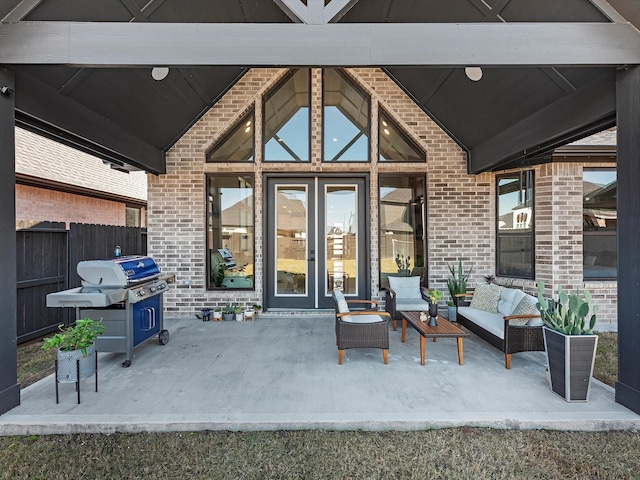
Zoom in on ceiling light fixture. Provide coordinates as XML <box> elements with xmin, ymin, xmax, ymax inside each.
<box><xmin>151</xmin><ymin>67</ymin><xmax>170</xmax><ymax>81</ymax></box>
<box><xmin>465</xmin><ymin>66</ymin><xmax>483</xmax><ymax>82</ymax></box>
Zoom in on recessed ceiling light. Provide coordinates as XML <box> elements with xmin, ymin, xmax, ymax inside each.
<box><xmin>151</xmin><ymin>67</ymin><xmax>170</xmax><ymax>81</ymax></box>
<box><xmin>465</xmin><ymin>66</ymin><xmax>483</xmax><ymax>82</ymax></box>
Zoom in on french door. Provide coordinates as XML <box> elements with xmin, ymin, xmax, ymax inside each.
<box><xmin>265</xmin><ymin>177</ymin><xmax>368</xmax><ymax>310</ymax></box>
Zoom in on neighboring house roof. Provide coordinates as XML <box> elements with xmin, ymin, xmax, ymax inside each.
<box><xmin>15</xmin><ymin>127</ymin><xmax>147</xmax><ymax>205</ymax></box>
<box><xmin>568</xmin><ymin>127</ymin><xmax>617</xmax><ymax>146</ymax></box>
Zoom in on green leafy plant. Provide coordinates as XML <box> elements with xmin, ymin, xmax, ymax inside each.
<box><xmin>222</xmin><ymin>303</ymin><xmax>235</xmax><ymax>314</ymax></box>
<box><xmin>212</xmin><ymin>264</ymin><xmax>227</xmax><ymax>287</ymax></box>
<box><xmin>395</xmin><ymin>254</ymin><xmax>411</xmax><ymax>272</ymax></box>
<box><xmin>447</xmin><ymin>260</ymin><xmax>473</xmax><ymax>304</ymax></box>
<box><xmin>234</xmin><ymin>306</ymin><xmax>243</xmax><ymax>314</ymax></box>
<box><xmin>253</xmin><ymin>304</ymin><xmax>262</xmax><ymax>312</ymax></box>
<box><xmin>536</xmin><ymin>281</ymin><xmax>599</xmax><ymax>335</ymax></box>
<box><xmin>42</xmin><ymin>318</ymin><xmax>105</xmax><ymax>355</ymax></box>
<box><xmin>427</xmin><ymin>289</ymin><xmax>443</xmax><ymax>304</ymax></box>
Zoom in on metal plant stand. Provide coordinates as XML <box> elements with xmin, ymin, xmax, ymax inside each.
<box><xmin>55</xmin><ymin>351</ymin><xmax>98</xmax><ymax>404</ymax></box>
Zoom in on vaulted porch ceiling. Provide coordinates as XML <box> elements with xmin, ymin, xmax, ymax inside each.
<box><xmin>0</xmin><ymin>0</ymin><xmax>639</xmax><ymax>174</ymax></box>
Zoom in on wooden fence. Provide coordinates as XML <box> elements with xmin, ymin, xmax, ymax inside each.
<box><xmin>16</xmin><ymin>222</ymin><xmax>147</xmax><ymax>344</ymax></box>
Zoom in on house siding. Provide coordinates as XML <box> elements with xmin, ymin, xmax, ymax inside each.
<box><xmin>148</xmin><ymin>68</ymin><xmax>617</xmax><ymax>327</ymax></box>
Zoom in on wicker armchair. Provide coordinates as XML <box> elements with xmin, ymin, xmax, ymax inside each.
<box><xmin>383</xmin><ymin>276</ymin><xmax>430</xmax><ymax>331</ymax></box>
<box><xmin>332</xmin><ymin>291</ymin><xmax>390</xmax><ymax>365</ymax></box>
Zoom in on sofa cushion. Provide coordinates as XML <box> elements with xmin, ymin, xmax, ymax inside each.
<box><xmin>458</xmin><ymin>306</ymin><xmax>505</xmax><ymax>339</ymax></box>
<box><xmin>469</xmin><ymin>284</ymin><xmax>503</xmax><ymax>313</ymax></box>
<box><xmin>396</xmin><ymin>298</ymin><xmax>429</xmax><ymax>311</ymax></box>
<box><xmin>341</xmin><ymin>313</ymin><xmax>385</xmax><ymax>324</ymax></box>
<box><xmin>497</xmin><ymin>288</ymin><xmax>527</xmax><ymax>316</ymax></box>
<box><xmin>333</xmin><ymin>291</ymin><xmax>350</xmax><ymax>313</ymax></box>
<box><xmin>388</xmin><ymin>276</ymin><xmax>422</xmax><ymax>299</ymax></box>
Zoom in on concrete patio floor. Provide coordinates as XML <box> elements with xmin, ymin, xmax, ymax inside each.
<box><xmin>1</xmin><ymin>314</ymin><xmax>639</xmax><ymax>435</ymax></box>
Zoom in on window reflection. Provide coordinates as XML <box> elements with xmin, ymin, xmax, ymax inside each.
<box><xmin>263</xmin><ymin>69</ymin><xmax>310</xmax><ymax>162</ymax></box>
<box><xmin>583</xmin><ymin>169</ymin><xmax>617</xmax><ymax>279</ymax></box>
<box><xmin>207</xmin><ymin>175</ymin><xmax>254</xmax><ymax>289</ymax></box>
<box><xmin>326</xmin><ymin>185</ymin><xmax>357</xmax><ymax>295</ymax></box>
<box><xmin>206</xmin><ymin>110</ymin><xmax>254</xmax><ymax>162</ymax></box>
<box><xmin>496</xmin><ymin>172</ymin><xmax>534</xmax><ymax>278</ymax></box>
<box><xmin>379</xmin><ymin>109</ymin><xmax>425</xmax><ymax>162</ymax></box>
<box><xmin>379</xmin><ymin>175</ymin><xmax>425</xmax><ymax>288</ymax></box>
<box><xmin>275</xmin><ymin>186</ymin><xmax>308</xmax><ymax>295</ymax></box>
<box><xmin>323</xmin><ymin>69</ymin><xmax>369</xmax><ymax>162</ymax></box>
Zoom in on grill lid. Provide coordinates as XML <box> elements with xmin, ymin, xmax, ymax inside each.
<box><xmin>77</xmin><ymin>255</ymin><xmax>161</xmax><ymax>287</ymax></box>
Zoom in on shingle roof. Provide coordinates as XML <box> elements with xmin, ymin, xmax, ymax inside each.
<box><xmin>15</xmin><ymin>127</ymin><xmax>147</xmax><ymax>202</ymax></box>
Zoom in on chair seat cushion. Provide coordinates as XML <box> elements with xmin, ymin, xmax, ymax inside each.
<box><xmin>341</xmin><ymin>314</ymin><xmax>386</xmax><ymax>324</ymax></box>
<box><xmin>396</xmin><ymin>298</ymin><xmax>429</xmax><ymax>311</ymax></box>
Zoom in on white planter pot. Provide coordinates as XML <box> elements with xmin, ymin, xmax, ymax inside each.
<box><xmin>543</xmin><ymin>327</ymin><xmax>598</xmax><ymax>402</ymax></box>
<box><xmin>235</xmin><ymin>313</ymin><xmax>244</xmax><ymax>322</ymax></box>
<box><xmin>57</xmin><ymin>343</ymin><xmax>96</xmax><ymax>383</ymax></box>
<box><xmin>244</xmin><ymin>309</ymin><xmax>254</xmax><ymax>321</ymax></box>
<box><xmin>213</xmin><ymin>311</ymin><xmax>222</xmax><ymax>321</ymax></box>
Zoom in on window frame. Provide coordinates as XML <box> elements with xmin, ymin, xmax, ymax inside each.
<box><xmin>322</xmin><ymin>68</ymin><xmax>371</xmax><ymax>163</ymax></box>
<box><xmin>205</xmin><ymin>173</ymin><xmax>255</xmax><ymax>291</ymax></box>
<box><xmin>378</xmin><ymin>106</ymin><xmax>426</xmax><ymax>163</ymax></box>
<box><xmin>378</xmin><ymin>173</ymin><xmax>427</xmax><ymax>289</ymax></box>
<box><xmin>583</xmin><ymin>167</ymin><xmax>617</xmax><ymax>281</ymax></box>
<box><xmin>205</xmin><ymin>109</ymin><xmax>255</xmax><ymax>163</ymax></box>
<box><xmin>495</xmin><ymin>171</ymin><xmax>535</xmax><ymax>280</ymax></box>
<box><xmin>262</xmin><ymin>68</ymin><xmax>312</xmax><ymax>163</ymax></box>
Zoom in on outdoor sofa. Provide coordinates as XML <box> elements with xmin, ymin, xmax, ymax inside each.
<box><xmin>455</xmin><ymin>284</ymin><xmax>545</xmax><ymax>369</ymax></box>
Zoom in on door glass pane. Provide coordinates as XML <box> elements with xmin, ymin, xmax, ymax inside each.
<box><xmin>275</xmin><ymin>186</ymin><xmax>307</xmax><ymax>296</ymax></box>
<box><xmin>326</xmin><ymin>185</ymin><xmax>357</xmax><ymax>295</ymax></box>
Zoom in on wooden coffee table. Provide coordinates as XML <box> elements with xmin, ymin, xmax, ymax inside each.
<box><xmin>399</xmin><ymin>311</ymin><xmax>470</xmax><ymax>366</ymax></box>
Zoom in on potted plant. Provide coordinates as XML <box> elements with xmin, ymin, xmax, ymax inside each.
<box><xmin>395</xmin><ymin>254</ymin><xmax>411</xmax><ymax>276</ymax></box>
<box><xmin>234</xmin><ymin>306</ymin><xmax>243</xmax><ymax>322</ymax></box>
<box><xmin>222</xmin><ymin>303</ymin><xmax>235</xmax><ymax>322</ymax></box>
<box><xmin>253</xmin><ymin>304</ymin><xmax>262</xmax><ymax>318</ymax></box>
<box><xmin>244</xmin><ymin>307</ymin><xmax>254</xmax><ymax>321</ymax></box>
<box><xmin>447</xmin><ymin>260</ymin><xmax>473</xmax><ymax>306</ymax></box>
<box><xmin>42</xmin><ymin>318</ymin><xmax>105</xmax><ymax>383</ymax></box>
<box><xmin>536</xmin><ymin>281</ymin><xmax>599</xmax><ymax>402</ymax></box>
<box><xmin>213</xmin><ymin>307</ymin><xmax>222</xmax><ymax>321</ymax></box>
<box><xmin>446</xmin><ymin>301</ymin><xmax>457</xmax><ymax>322</ymax></box>
<box><xmin>427</xmin><ymin>289</ymin><xmax>443</xmax><ymax>325</ymax></box>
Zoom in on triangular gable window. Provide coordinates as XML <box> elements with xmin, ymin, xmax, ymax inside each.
<box><xmin>206</xmin><ymin>109</ymin><xmax>254</xmax><ymax>162</ymax></box>
<box><xmin>263</xmin><ymin>69</ymin><xmax>311</xmax><ymax>162</ymax></box>
<box><xmin>323</xmin><ymin>68</ymin><xmax>370</xmax><ymax>162</ymax></box>
<box><xmin>379</xmin><ymin>109</ymin><xmax>425</xmax><ymax>162</ymax></box>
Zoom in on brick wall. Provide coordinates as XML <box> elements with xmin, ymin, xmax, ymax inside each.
<box><xmin>149</xmin><ymin>68</ymin><xmax>617</xmax><ymax>326</ymax></box>
<box><xmin>16</xmin><ymin>184</ymin><xmax>126</xmax><ymax>227</ymax></box>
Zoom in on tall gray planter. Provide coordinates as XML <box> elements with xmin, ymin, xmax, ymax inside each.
<box><xmin>56</xmin><ymin>343</ymin><xmax>97</xmax><ymax>383</ymax></box>
<box><xmin>543</xmin><ymin>327</ymin><xmax>598</xmax><ymax>402</ymax></box>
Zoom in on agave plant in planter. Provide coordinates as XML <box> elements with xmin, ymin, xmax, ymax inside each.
<box><xmin>536</xmin><ymin>281</ymin><xmax>599</xmax><ymax>402</ymax></box>
<box><xmin>42</xmin><ymin>318</ymin><xmax>105</xmax><ymax>402</ymax></box>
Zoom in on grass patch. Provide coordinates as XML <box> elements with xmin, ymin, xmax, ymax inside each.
<box><xmin>594</xmin><ymin>332</ymin><xmax>618</xmax><ymax>388</ymax></box>
<box><xmin>16</xmin><ymin>339</ymin><xmax>55</xmax><ymax>389</ymax></box>
<box><xmin>1</xmin><ymin>429</ymin><xmax>640</xmax><ymax>479</ymax></box>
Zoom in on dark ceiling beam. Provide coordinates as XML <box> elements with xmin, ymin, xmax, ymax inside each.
<box><xmin>0</xmin><ymin>0</ymin><xmax>42</xmax><ymax>22</ymax></box>
<box><xmin>15</xmin><ymin>70</ymin><xmax>165</xmax><ymax>173</ymax></box>
<box><xmin>1</xmin><ymin>22</ymin><xmax>639</xmax><ymax>66</ymax></box>
<box><xmin>468</xmin><ymin>71</ymin><xmax>616</xmax><ymax>173</ymax></box>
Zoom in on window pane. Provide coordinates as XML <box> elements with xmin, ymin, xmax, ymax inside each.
<box><xmin>323</xmin><ymin>68</ymin><xmax>369</xmax><ymax>162</ymax></box>
<box><xmin>275</xmin><ymin>186</ymin><xmax>307</xmax><ymax>295</ymax></box>
<box><xmin>498</xmin><ymin>235</ymin><xmax>533</xmax><ymax>278</ymax></box>
<box><xmin>263</xmin><ymin>69</ymin><xmax>310</xmax><ymax>162</ymax></box>
<box><xmin>326</xmin><ymin>185</ymin><xmax>358</xmax><ymax>295</ymax></box>
<box><xmin>497</xmin><ymin>172</ymin><xmax>534</xmax><ymax>278</ymax></box>
<box><xmin>206</xmin><ymin>110</ymin><xmax>254</xmax><ymax>162</ymax></box>
<box><xmin>207</xmin><ymin>176</ymin><xmax>254</xmax><ymax>289</ymax></box>
<box><xmin>379</xmin><ymin>175</ymin><xmax>426</xmax><ymax>289</ymax></box>
<box><xmin>379</xmin><ymin>110</ymin><xmax>425</xmax><ymax>162</ymax></box>
<box><xmin>584</xmin><ymin>169</ymin><xmax>617</xmax><ymax>279</ymax></box>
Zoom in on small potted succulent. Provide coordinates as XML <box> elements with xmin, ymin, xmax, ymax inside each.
<box><xmin>42</xmin><ymin>318</ymin><xmax>105</xmax><ymax>383</ymax></box>
<box><xmin>222</xmin><ymin>303</ymin><xmax>235</xmax><ymax>322</ymax></box>
<box><xmin>234</xmin><ymin>306</ymin><xmax>243</xmax><ymax>322</ymax></box>
<box><xmin>213</xmin><ymin>307</ymin><xmax>222</xmax><ymax>321</ymax></box>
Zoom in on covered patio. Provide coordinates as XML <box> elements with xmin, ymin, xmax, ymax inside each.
<box><xmin>2</xmin><ymin>0</ymin><xmax>640</xmax><ymax>420</ymax></box>
<box><xmin>1</xmin><ymin>314</ymin><xmax>638</xmax><ymax>435</ymax></box>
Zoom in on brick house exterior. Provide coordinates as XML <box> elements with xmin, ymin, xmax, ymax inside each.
<box><xmin>15</xmin><ymin>127</ymin><xmax>147</xmax><ymax>227</ymax></box>
<box><xmin>148</xmin><ymin>68</ymin><xmax>617</xmax><ymax>327</ymax></box>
